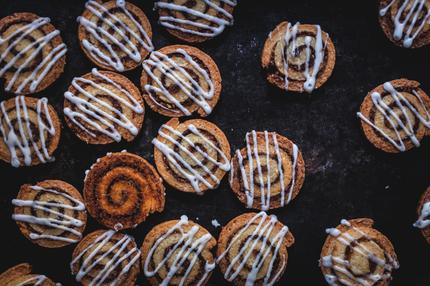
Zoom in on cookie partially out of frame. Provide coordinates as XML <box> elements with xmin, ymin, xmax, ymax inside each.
<box><xmin>378</xmin><ymin>0</ymin><xmax>430</xmax><ymax>48</ymax></box>
<box><xmin>0</xmin><ymin>263</ymin><xmax>56</xmax><ymax>286</ymax></box>
<box><xmin>414</xmin><ymin>186</ymin><xmax>430</xmax><ymax>244</ymax></box>
<box><xmin>0</xmin><ymin>12</ymin><xmax>67</xmax><ymax>94</ymax></box>
<box><xmin>261</xmin><ymin>21</ymin><xmax>336</xmax><ymax>93</ymax></box>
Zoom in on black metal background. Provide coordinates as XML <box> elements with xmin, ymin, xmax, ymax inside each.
<box><xmin>0</xmin><ymin>0</ymin><xmax>429</xmax><ymax>285</ymax></box>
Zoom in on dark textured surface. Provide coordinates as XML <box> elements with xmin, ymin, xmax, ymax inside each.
<box><xmin>0</xmin><ymin>0</ymin><xmax>429</xmax><ymax>285</ymax></box>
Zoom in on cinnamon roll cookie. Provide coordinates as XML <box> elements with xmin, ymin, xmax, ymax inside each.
<box><xmin>413</xmin><ymin>186</ymin><xmax>430</xmax><ymax>244</ymax></box>
<box><xmin>84</xmin><ymin>151</ymin><xmax>165</xmax><ymax>230</ymax></box>
<box><xmin>217</xmin><ymin>212</ymin><xmax>295</xmax><ymax>286</ymax></box>
<box><xmin>64</xmin><ymin>68</ymin><xmax>144</xmax><ymax>144</ymax></box>
<box><xmin>229</xmin><ymin>130</ymin><xmax>305</xmax><ymax>210</ymax></box>
<box><xmin>77</xmin><ymin>0</ymin><xmax>153</xmax><ymax>71</ymax></box>
<box><xmin>141</xmin><ymin>45</ymin><xmax>222</xmax><ymax>117</ymax></box>
<box><xmin>154</xmin><ymin>0</ymin><xmax>237</xmax><ymax>43</ymax></box>
<box><xmin>0</xmin><ymin>13</ymin><xmax>67</xmax><ymax>94</ymax></box>
<box><xmin>321</xmin><ymin>218</ymin><xmax>400</xmax><ymax>286</ymax></box>
<box><xmin>71</xmin><ymin>229</ymin><xmax>141</xmax><ymax>286</ymax></box>
<box><xmin>12</xmin><ymin>180</ymin><xmax>87</xmax><ymax>248</ymax></box>
<box><xmin>357</xmin><ymin>79</ymin><xmax>430</xmax><ymax>153</ymax></box>
<box><xmin>261</xmin><ymin>21</ymin><xmax>336</xmax><ymax>93</ymax></box>
<box><xmin>153</xmin><ymin>118</ymin><xmax>231</xmax><ymax>194</ymax></box>
<box><xmin>141</xmin><ymin>215</ymin><xmax>217</xmax><ymax>286</ymax></box>
<box><xmin>0</xmin><ymin>263</ymin><xmax>56</xmax><ymax>286</ymax></box>
<box><xmin>0</xmin><ymin>96</ymin><xmax>61</xmax><ymax>167</ymax></box>
<box><xmin>379</xmin><ymin>0</ymin><xmax>430</xmax><ymax>48</ymax></box>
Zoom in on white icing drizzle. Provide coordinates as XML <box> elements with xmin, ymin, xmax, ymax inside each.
<box><xmin>0</xmin><ymin>17</ymin><xmax>67</xmax><ymax>93</ymax></box>
<box><xmin>16</xmin><ymin>275</ymin><xmax>47</xmax><ymax>286</ymax></box>
<box><xmin>143</xmin><ymin>48</ymin><xmax>215</xmax><ymax>116</ymax></box>
<box><xmin>283</xmin><ymin>22</ymin><xmax>326</xmax><ymax>93</ymax></box>
<box><xmin>144</xmin><ymin>215</ymin><xmax>215</xmax><ymax>286</ymax></box>
<box><xmin>322</xmin><ymin>219</ymin><xmax>399</xmax><ymax>286</ymax></box>
<box><xmin>0</xmin><ymin>96</ymin><xmax>56</xmax><ymax>167</ymax></box>
<box><xmin>414</xmin><ymin>201</ymin><xmax>430</xmax><ymax>228</ymax></box>
<box><xmin>217</xmin><ymin>212</ymin><xmax>289</xmax><ymax>286</ymax></box>
<box><xmin>152</xmin><ymin>123</ymin><xmax>230</xmax><ymax>194</ymax></box>
<box><xmin>380</xmin><ymin>0</ymin><xmax>430</xmax><ymax>48</ymax></box>
<box><xmin>235</xmin><ymin>131</ymin><xmax>298</xmax><ymax>210</ymax></box>
<box><xmin>63</xmin><ymin>68</ymin><xmax>144</xmax><ymax>142</ymax></box>
<box><xmin>70</xmin><ymin>230</ymin><xmax>140</xmax><ymax>286</ymax></box>
<box><xmin>211</xmin><ymin>219</ymin><xmax>221</xmax><ymax>228</ymax></box>
<box><xmin>78</xmin><ymin>0</ymin><xmax>153</xmax><ymax>71</ymax></box>
<box><xmin>12</xmin><ymin>185</ymin><xmax>85</xmax><ymax>243</ymax></box>
<box><xmin>154</xmin><ymin>0</ymin><xmax>237</xmax><ymax>38</ymax></box>
<box><xmin>357</xmin><ymin>82</ymin><xmax>430</xmax><ymax>152</ymax></box>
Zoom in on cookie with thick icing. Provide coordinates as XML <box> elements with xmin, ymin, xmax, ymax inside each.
<box><xmin>154</xmin><ymin>0</ymin><xmax>237</xmax><ymax>43</ymax></box>
<box><xmin>64</xmin><ymin>68</ymin><xmax>145</xmax><ymax>144</ymax></box>
<box><xmin>379</xmin><ymin>0</ymin><xmax>430</xmax><ymax>48</ymax></box>
<box><xmin>230</xmin><ymin>130</ymin><xmax>305</xmax><ymax>210</ymax></box>
<box><xmin>78</xmin><ymin>0</ymin><xmax>153</xmax><ymax>71</ymax></box>
<box><xmin>141</xmin><ymin>45</ymin><xmax>222</xmax><ymax>117</ymax></box>
<box><xmin>13</xmin><ymin>180</ymin><xmax>87</xmax><ymax>248</ymax></box>
<box><xmin>320</xmin><ymin>218</ymin><xmax>400</xmax><ymax>286</ymax></box>
<box><xmin>217</xmin><ymin>212</ymin><xmax>294</xmax><ymax>286</ymax></box>
<box><xmin>153</xmin><ymin>118</ymin><xmax>231</xmax><ymax>194</ymax></box>
<box><xmin>357</xmin><ymin>79</ymin><xmax>430</xmax><ymax>153</ymax></box>
<box><xmin>261</xmin><ymin>21</ymin><xmax>336</xmax><ymax>93</ymax></box>
<box><xmin>141</xmin><ymin>215</ymin><xmax>217</xmax><ymax>286</ymax></box>
<box><xmin>0</xmin><ymin>96</ymin><xmax>61</xmax><ymax>167</ymax></box>
<box><xmin>0</xmin><ymin>12</ymin><xmax>67</xmax><ymax>94</ymax></box>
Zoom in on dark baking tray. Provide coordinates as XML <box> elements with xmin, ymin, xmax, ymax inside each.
<box><xmin>1</xmin><ymin>0</ymin><xmax>429</xmax><ymax>285</ymax></box>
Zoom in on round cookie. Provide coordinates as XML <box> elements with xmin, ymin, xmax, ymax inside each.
<box><xmin>64</xmin><ymin>68</ymin><xmax>145</xmax><ymax>144</ymax></box>
<box><xmin>153</xmin><ymin>118</ymin><xmax>231</xmax><ymax>194</ymax></box>
<box><xmin>141</xmin><ymin>215</ymin><xmax>216</xmax><ymax>286</ymax></box>
<box><xmin>261</xmin><ymin>21</ymin><xmax>336</xmax><ymax>93</ymax></box>
<box><xmin>84</xmin><ymin>151</ymin><xmax>165</xmax><ymax>230</ymax></box>
<box><xmin>413</xmin><ymin>186</ymin><xmax>430</xmax><ymax>244</ymax></box>
<box><xmin>0</xmin><ymin>96</ymin><xmax>61</xmax><ymax>167</ymax></box>
<box><xmin>357</xmin><ymin>79</ymin><xmax>430</xmax><ymax>153</ymax></box>
<box><xmin>378</xmin><ymin>0</ymin><xmax>430</xmax><ymax>48</ymax></box>
<box><xmin>141</xmin><ymin>45</ymin><xmax>222</xmax><ymax>117</ymax></box>
<box><xmin>154</xmin><ymin>0</ymin><xmax>237</xmax><ymax>43</ymax></box>
<box><xmin>12</xmin><ymin>180</ymin><xmax>87</xmax><ymax>248</ymax></box>
<box><xmin>321</xmin><ymin>218</ymin><xmax>400</xmax><ymax>286</ymax></box>
<box><xmin>0</xmin><ymin>263</ymin><xmax>56</xmax><ymax>286</ymax></box>
<box><xmin>71</xmin><ymin>229</ymin><xmax>141</xmax><ymax>286</ymax></box>
<box><xmin>77</xmin><ymin>0</ymin><xmax>153</xmax><ymax>71</ymax></box>
<box><xmin>0</xmin><ymin>12</ymin><xmax>67</xmax><ymax>94</ymax></box>
<box><xmin>217</xmin><ymin>212</ymin><xmax>294</xmax><ymax>286</ymax></box>
<box><xmin>230</xmin><ymin>130</ymin><xmax>305</xmax><ymax>210</ymax></box>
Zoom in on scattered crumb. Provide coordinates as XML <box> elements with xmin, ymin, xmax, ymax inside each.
<box><xmin>195</xmin><ymin>217</ymin><xmax>199</xmax><ymax>221</ymax></box>
<box><xmin>385</xmin><ymin>185</ymin><xmax>390</xmax><ymax>190</ymax></box>
<box><xmin>211</xmin><ymin>219</ymin><xmax>221</xmax><ymax>228</ymax></box>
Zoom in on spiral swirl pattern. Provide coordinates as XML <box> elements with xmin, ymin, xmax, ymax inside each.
<box><xmin>153</xmin><ymin>118</ymin><xmax>230</xmax><ymax>194</ymax></box>
<box><xmin>262</xmin><ymin>21</ymin><xmax>336</xmax><ymax>93</ymax></box>
<box><xmin>71</xmin><ymin>230</ymin><xmax>141</xmax><ymax>286</ymax></box>
<box><xmin>0</xmin><ymin>12</ymin><xmax>67</xmax><ymax>94</ymax></box>
<box><xmin>78</xmin><ymin>0</ymin><xmax>153</xmax><ymax>71</ymax></box>
<box><xmin>217</xmin><ymin>212</ymin><xmax>294</xmax><ymax>286</ymax></box>
<box><xmin>142</xmin><ymin>216</ymin><xmax>216</xmax><ymax>286</ymax></box>
<box><xmin>0</xmin><ymin>96</ymin><xmax>60</xmax><ymax>167</ymax></box>
<box><xmin>230</xmin><ymin>131</ymin><xmax>305</xmax><ymax>210</ymax></box>
<box><xmin>84</xmin><ymin>151</ymin><xmax>165</xmax><ymax>230</ymax></box>
<box><xmin>357</xmin><ymin>79</ymin><xmax>430</xmax><ymax>153</ymax></box>
<box><xmin>12</xmin><ymin>180</ymin><xmax>87</xmax><ymax>248</ymax></box>
<box><xmin>321</xmin><ymin>219</ymin><xmax>399</xmax><ymax>286</ymax></box>
<box><xmin>142</xmin><ymin>45</ymin><xmax>221</xmax><ymax>117</ymax></box>
<box><xmin>155</xmin><ymin>0</ymin><xmax>237</xmax><ymax>42</ymax></box>
<box><xmin>64</xmin><ymin>68</ymin><xmax>145</xmax><ymax>144</ymax></box>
